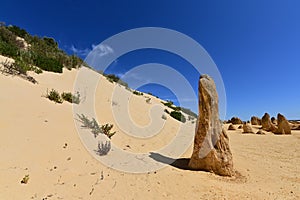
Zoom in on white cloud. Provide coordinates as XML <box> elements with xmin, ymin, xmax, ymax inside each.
<box><xmin>70</xmin><ymin>45</ymin><xmax>90</xmax><ymax>56</ymax></box>
<box><xmin>70</xmin><ymin>44</ymin><xmax>114</xmax><ymax>57</ymax></box>
<box><xmin>91</xmin><ymin>44</ymin><xmax>114</xmax><ymax>56</ymax></box>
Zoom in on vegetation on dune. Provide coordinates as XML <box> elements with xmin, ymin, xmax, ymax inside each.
<box><xmin>104</xmin><ymin>73</ymin><xmax>129</xmax><ymax>88</ymax></box>
<box><xmin>0</xmin><ymin>22</ymin><xmax>86</xmax><ymax>74</ymax></box>
<box><xmin>0</xmin><ymin>22</ymin><xmax>198</xmax><ymax>123</ymax></box>
<box><xmin>45</xmin><ymin>89</ymin><xmax>80</xmax><ymax>104</ymax></box>
<box><xmin>170</xmin><ymin>111</ymin><xmax>186</xmax><ymax>123</ymax></box>
<box><xmin>133</xmin><ymin>90</ymin><xmax>143</xmax><ymax>96</ymax></box>
<box><xmin>61</xmin><ymin>91</ymin><xmax>80</xmax><ymax>104</ymax></box>
<box><xmin>45</xmin><ymin>89</ymin><xmax>63</xmax><ymax>104</ymax></box>
<box><xmin>162</xmin><ymin>100</ymin><xmax>197</xmax><ymax>122</ymax></box>
<box><xmin>77</xmin><ymin>114</ymin><xmax>116</xmax><ymax>139</ymax></box>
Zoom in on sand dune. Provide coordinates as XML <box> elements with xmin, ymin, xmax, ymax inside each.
<box><xmin>0</xmin><ymin>57</ymin><xmax>299</xmax><ymax>199</ymax></box>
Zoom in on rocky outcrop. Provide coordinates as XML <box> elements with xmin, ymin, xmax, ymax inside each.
<box><xmin>251</xmin><ymin>116</ymin><xmax>261</xmax><ymax>125</ymax></box>
<box><xmin>229</xmin><ymin>117</ymin><xmax>243</xmax><ymax>125</ymax></box>
<box><xmin>261</xmin><ymin>113</ymin><xmax>277</xmax><ymax>132</ymax></box>
<box><xmin>189</xmin><ymin>75</ymin><xmax>234</xmax><ymax>176</ymax></box>
<box><xmin>275</xmin><ymin>113</ymin><xmax>291</xmax><ymax>134</ymax></box>
<box><xmin>243</xmin><ymin>123</ymin><xmax>255</xmax><ymax>133</ymax></box>
<box><xmin>228</xmin><ymin>124</ymin><xmax>236</xmax><ymax>130</ymax></box>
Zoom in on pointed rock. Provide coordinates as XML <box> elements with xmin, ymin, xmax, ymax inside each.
<box><xmin>189</xmin><ymin>75</ymin><xmax>234</xmax><ymax>176</ymax></box>
<box><xmin>251</xmin><ymin>116</ymin><xmax>261</xmax><ymax>125</ymax></box>
<box><xmin>275</xmin><ymin>113</ymin><xmax>291</xmax><ymax>134</ymax></box>
<box><xmin>261</xmin><ymin>113</ymin><xmax>277</xmax><ymax>132</ymax></box>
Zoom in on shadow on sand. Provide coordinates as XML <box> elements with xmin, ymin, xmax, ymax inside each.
<box><xmin>149</xmin><ymin>152</ymin><xmax>191</xmax><ymax>170</ymax></box>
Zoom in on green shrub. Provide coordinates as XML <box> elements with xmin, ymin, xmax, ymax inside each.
<box><xmin>170</xmin><ymin>111</ymin><xmax>186</xmax><ymax>123</ymax></box>
<box><xmin>77</xmin><ymin>114</ymin><xmax>116</xmax><ymax>139</ymax></box>
<box><xmin>104</xmin><ymin>73</ymin><xmax>129</xmax><ymax>88</ymax></box>
<box><xmin>162</xmin><ymin>101</ymin><xmax>173</xmax><ymax>107</ymax></box>
<box><xmin>180</xmin><ymin>107</ymin><xmax>198</xmax><ymax>118</ymax></box>
<box><xmin>61</xmin><ymin>91</ymin><xmax>80</xmax><ymax>104</ymax></box>
<box><xmin>0</xmin><ymin>40</ymin><xmax>18</xmax><ymax>57</ymax></box>
<box><xmin>100</xmin><ymin>124</ymin><xmax>116</xmax><ymax>139</ymax></box>
<box><xmin>46</xmin><ymin>89</ymin><xmax>63</xmax><ymax>103</ymax></box>
<box><xmin>0</xmin><ymin>24</ymin><xmax>85</xmax><ymax>73</ymax></box>
<box><xmin>133</xmin><ymin>90</ymin><xmax>143</xmax><ymax>96</ymax></box>
<box><xmin>7</xmin><ymin>25</ymin><xmax>28</xmax><ymax>38</ymax></box>
<box><xmin>33</xmin><ymin>54</ymin><xmax>63</xmax><ymax>73</ymax></box>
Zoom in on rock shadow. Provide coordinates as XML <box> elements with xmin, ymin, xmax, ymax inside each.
<box><xmin>149</xmin><ymin>152</ymin><xmax>191</xmax><ymax>170</ymax></box>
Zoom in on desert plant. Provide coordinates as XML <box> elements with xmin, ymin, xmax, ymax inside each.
<box><xmin>133</xmin><ymin>90</ymin><xmax>143</xmax><ymax>96</ymax></box>
<box><xmin>162</xmin><ymin>100</ymin><xmax>173</xmax><ymax>107</ymax></box>
<box><xmin>61</xmin><ymin>91</ymin><xmax>80</xmax><ymax>104</ymax></box>
<box><xmin>104</xmin><ymin>73</ymin><xmax>129</xmax><ymax>88</ymax></box>
<box><xmin>101</xmin><ymin>124</ymin><xmax>116</xmax><ymax>139</ymax></box>
<box><xmin>77</xmin><ymin>114</ymin><xmax>116</xmax><ymax>139</ymax></box>
<box><xmin>170</xmin><ymin>111</ymin><xmax>186</xmax><ymax>123</ymax></box>
<box><xmin>179</xmin><ymin>107</ymin><xmax>198</xmax><ymax>118</ymax></box>
<box><xmin>46</xmin><ymin>89</ymin><xmax>63</xmax><ymax>103</ymax></box>
<box><xmin>95</xmin><ymin>141</ymin><xmax>111</xmax><ymax>156</ymax></box>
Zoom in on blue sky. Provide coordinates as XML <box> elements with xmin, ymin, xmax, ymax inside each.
<box><xmin>1</xmin><ymin>0</ymin><xmax>300</xmax><ymax>120</ymax></box>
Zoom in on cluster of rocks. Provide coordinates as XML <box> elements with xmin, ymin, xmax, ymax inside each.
<box><xmin>189</xmin><ymin>74</ymin><xmax>297</xmax><ymax>177</ymax></box>
<box><xmin>227</xmin><ymin>117</ymin><xmax>243</xmax><ymax>125</ymax></box>
<box><xmin>251</xmin><ymin>116</ymin><xmax>261</xmax><ymax>125</ymax></box>
<box><xmin>227</xmin><ymin>112</ymin><xmax>293</xmax><ymax>135</ymax></box>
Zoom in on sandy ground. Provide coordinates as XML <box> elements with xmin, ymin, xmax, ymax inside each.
<box><xmin>0</xmin><ymin>55</ymin><xmax>299</xmax><ymax>199</ymax></box>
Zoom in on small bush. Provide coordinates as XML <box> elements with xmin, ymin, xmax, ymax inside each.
<box><xmin>180</xmin><ymin>107</ymin><xmax>198</xmax><ymax>118</ymax></box>
<box><xmin>46</xmin><ymin>89</ymin><xmax>62</xmax><ymax>103</ymax></box>
<box><xmin>61</xmin><ymin>91</ymin><xmax>80</xmax><ymax>104</ymax></box>
<box><xmin>170</xmin><ymin>111</ymin><xmax>186</xmax><ymax>123</ymax></box>
<box><xmin>133</xmin><ymin>90</ymin><xmax>143</xmax><ymax>96</ymax></box>
<box><xmin>77</xmin><ymin>114</ymin><xmax>116</xmax><ymax>139</ymax></box>
<box><xmin>162</xmin><ymin>100</ymin><xmax>180</xmax><ymax>111</ymax></box>
<box><xmin>104</xmin><ymin>73</ymin><xmax>129</xmax><ymax>88</ymax></box>
<box><xmin>162</xmin><ymin>101</ymin><xmax>173</xmax><ymax>107</ymax></box>
<box><xmin>101</xmin><ymin>124</ymin><xmax>116</xmax><ymax>139</ymax></box>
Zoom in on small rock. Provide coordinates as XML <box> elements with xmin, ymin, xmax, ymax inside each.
<box><xmin>243</xmin><ymin>123</ymin><xmax>255</xmax><ymax>134</ymax></box>
<box><xmin>21</xmin><ymin>175</ymin><xmax>29</xmax><ymax>184</ymax></box>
